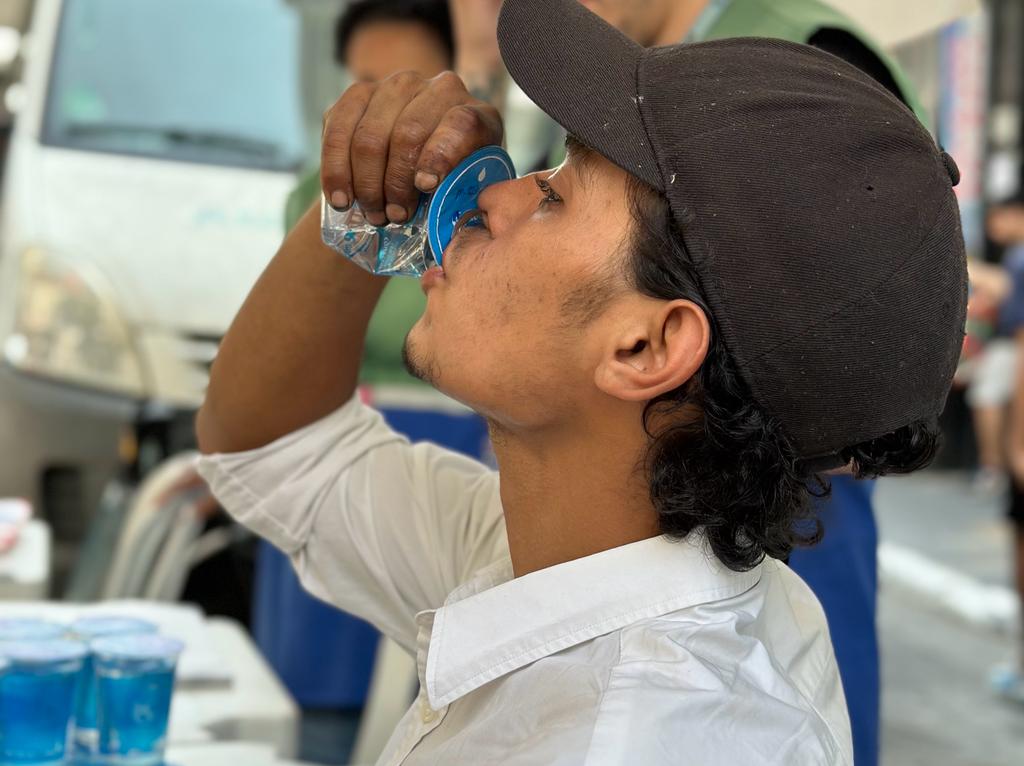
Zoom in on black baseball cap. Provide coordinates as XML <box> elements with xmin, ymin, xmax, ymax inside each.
<box><xmin>497</xmin><ymin>0</ymin><xmax>967</xmax><ymax>464</ymax></box>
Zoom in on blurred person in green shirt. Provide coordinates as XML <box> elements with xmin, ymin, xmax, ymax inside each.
<box><xmin>285</xmin><ymin>0</ymin><xmax>455</xmax><ymax>387</ymax></box>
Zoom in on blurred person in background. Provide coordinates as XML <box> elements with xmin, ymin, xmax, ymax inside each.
<box><xmin>285</xmin><ymin>0</ymin><xmax>454</xmax><ymax>371</ymax></box>
<box><xmin>962</xmin><ymin>253</ymin><xmax>1013</xmax><ymax>495</ymax></box>
<box><xmin>449</xmin><ymin>1</ymin><xmax>926</xmax><ymax>764</ymax></box>
<box><xmin>986</xmin><ymin>199</ymin><xmax>1024</xmax><ymax>703</ymax></box>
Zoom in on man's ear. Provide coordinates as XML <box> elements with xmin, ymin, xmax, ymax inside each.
<box><xmin>594</xmin><ymin>298</ymin><xmax>710</xmax><ymax>402</ymax></box>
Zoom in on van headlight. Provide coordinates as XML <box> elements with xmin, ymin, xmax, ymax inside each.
<box><xmin>2</xmin><ymin>247</ymin><xmax>146</xmax><ymax>397</ymax></box>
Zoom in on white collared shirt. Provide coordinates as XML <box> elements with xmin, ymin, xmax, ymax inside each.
<box><xmin>197</xmin><ymin>397</ymin><xmax>852</xmax><ymax>765</ymax></box>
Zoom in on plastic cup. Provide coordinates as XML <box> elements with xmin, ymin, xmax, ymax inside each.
<box><xmin>0</xmin><ymin>618</ymin><xmax>66</xmax><ymax>642</ymax></box>
<box><xmin>0</xmin><ymin>639</ymin><xmax>88</xmax><ymax>766</ymax></box>
<box><xmin>69</xmin><ymin>617</ymin><xmax>158</xmax><ymax>758</ymax></box>
<box><xmin>92</xmin><ymin>634</ymin><xmax>184</xmax><ymax>766</ymax></box>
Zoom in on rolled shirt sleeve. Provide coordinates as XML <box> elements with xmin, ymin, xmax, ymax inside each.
<box><xmin>196</xmin><ymin>397</ymin><xmax>509</xmax><ymax>653</ymax></box>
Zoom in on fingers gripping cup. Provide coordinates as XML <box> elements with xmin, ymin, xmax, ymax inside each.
<box><xmin>91</xmin><ymin>634</ymin><xmax>184</xmax><ymax>766</ymax></box>
<box><xmin>321</xmin><ymin>145</ymin><xmax>516</xmax><ymax>276</ymax></box>
<box><xmin>0</xmin><ymin>639</ymin><xmax>88</xmax><ymax>766</ymax></box>
<box><xmin>70</xmin><ymin>617</ymin><xmax>157</xmax><ymax>758</ymax></box>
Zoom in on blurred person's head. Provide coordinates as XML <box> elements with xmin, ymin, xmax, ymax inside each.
<box><xmin>576</xmin><ymin>0</ymin><xmax>709</xmax><ymax>46</ymax></box>
<box><xmin>403</xmin><ymin>3</ymin><xmax>967</xmax><ymax>571</ymax></box>
<box><xmin>336</xmin><ymin>0</ymin><xmax>453</xmax><ymax>83</ymax></box>
<box><xmin>987</xmin><ymin>202</ymin><xmax>1024</xmax><ymax>247</ymax></box>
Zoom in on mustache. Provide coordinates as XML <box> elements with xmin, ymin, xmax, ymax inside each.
<box><xmin>441</xmin><ymin>227</ymin><xmax>490</xmax><ymax>272</ymax></box>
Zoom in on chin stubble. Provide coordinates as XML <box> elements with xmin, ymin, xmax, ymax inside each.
<box><xmin>402</xmin><ymin>332</ymin><xmax>440</xmax><ymax>386</ymax></box>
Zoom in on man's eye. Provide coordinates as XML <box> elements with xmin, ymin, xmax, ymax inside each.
<box><xmin>453</xmin><ymin>209</ymin><xmax>488</xmax><ymax>236</ymax></box>
<box><xmin>536</xmin><ymin>177</ymin><xmax>563</xmax><ymax>207</ymax></box>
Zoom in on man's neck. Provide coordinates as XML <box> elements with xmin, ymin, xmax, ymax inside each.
<box><xmin>491</xmin><ymin>414</ymin><xmax>661</xmax><ymax>578</ymax></box>
<box><xmin>651</xmin><ymin>0</ymin><xmax>712</xmax><ymax>46</ymax></box>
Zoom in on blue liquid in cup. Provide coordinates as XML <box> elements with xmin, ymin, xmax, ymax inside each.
<box><xmin>0</xmin><ymin>639</ymin><xmax>88</xmax><ymax>766</ymax></box>
<box><xmin>70</xmin><ymin>617</ymin><xmax>157</xmax><ymax>757</ymax></box>
<box><xmin>92</xmin><ymin>634</ymin><xmax>184</xmax><ymax>766</ymax></box>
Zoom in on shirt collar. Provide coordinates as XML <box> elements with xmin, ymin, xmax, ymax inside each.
<box><xmin>420</xmin><ymin>533</ymin><xmax>762</xmax><ymax>708</ymax></box>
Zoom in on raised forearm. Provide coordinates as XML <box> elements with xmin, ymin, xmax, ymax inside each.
<box><xmin>198</xmin><ymin>67</ymin><xmax>502</xmax><ymax>454</ymax></box>
<box><xmin>196</xmin><ymin>203</ymin><xmax>387</xmax><ymax>454</ymax></box>
<box><xmin>451</xmin><ymin>0</ymin><xmax>508</xmax><ymax>111</ymax></box>
<box><xmin>457</xmin><ymin>52</ymin><xmax>508</xmax><ymax>112</ymax></box>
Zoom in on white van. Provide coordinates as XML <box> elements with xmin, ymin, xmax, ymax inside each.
<box><xmin>0</xmin><ymin>0</ymin><xmax>317</xmax><ymax>558</ymax></box>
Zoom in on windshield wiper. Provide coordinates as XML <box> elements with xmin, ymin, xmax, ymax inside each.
<box><xmin>64</xmin><ymin>121</ymin><xmax>283</xmax><ymax>160</ymax></box>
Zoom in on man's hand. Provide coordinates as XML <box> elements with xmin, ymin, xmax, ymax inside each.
<box><xmin>321</xmin><ymin>70</ymin><xmax>503</xmax><ymax>227</ymax></box>
<box><xmin>156</xmin><ymin>467</ymin><xmax>221</xmax><ymax>521</ymax></box>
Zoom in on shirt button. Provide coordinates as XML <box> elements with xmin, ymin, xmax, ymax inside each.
<box><xmin>420</xmin><ymin>699</ymin><xmax>439</xmax><ymax>724</ymax></box>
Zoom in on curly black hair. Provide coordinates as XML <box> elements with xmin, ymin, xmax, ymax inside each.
<box><xmin>625</xmin><ymin>176</ymin><xmax>943</xmax><ymax>571</ymax></box>
<box><xmin>335</xmin><ymin>0</ymin><xmax>454</xmax><ymax>66</ymax></box>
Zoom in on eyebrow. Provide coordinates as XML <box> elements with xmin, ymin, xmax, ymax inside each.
<box><xmin>564</xmin><ymin>134</ymin><xmax>600</xmax><ymax>190</ymax></box>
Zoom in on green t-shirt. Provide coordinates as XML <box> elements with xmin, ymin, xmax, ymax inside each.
<box><xmin>702</xmin><ymin>0</ymin><xmax>928</xmax><ymax>126</ymax></box>
<box><xmin>544</xmin><ymin>0</ymin><xmax>929</xmax><ymax>169</ymax></box>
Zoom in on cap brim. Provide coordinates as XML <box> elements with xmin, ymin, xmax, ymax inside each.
<box><xmin>497</xmin><ymin>0</ymin><xmax>662</xmax><ymax>189</ymax></box>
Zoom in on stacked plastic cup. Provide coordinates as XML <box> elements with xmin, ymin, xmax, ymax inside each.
<box><xmin>0</xmin><ymin>638</ymin><xmax>89</xmax><ymax>766</ymax></box>
<box><xmin>69</xmin><ymin>616</ymin><xmax>158</xmax><ymax>760</ymax></box>
<box><xmin>91</xmin><ymin>634</ymin><xmax>184</xmax><ymax>766</ymax></box>
<box><xmin>0</xmin><ymin>617</ymin><xmax>65</xmax><ymax>643</ymax></box>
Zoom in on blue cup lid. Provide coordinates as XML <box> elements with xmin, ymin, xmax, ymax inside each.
<box><xmin>71</xmin><ymin>615</ymin><xmax>158</xmax><ymax>640</ymax></box>
<box><xmin>91</xmin><ymin>633</ymin><xmax>185</xmax><ymax>662</ymax></box>
<box><xmin>427</xmin><ymin>145</ymin><xmax>516</xmax><ymax>265</ymax></box>
<box><xmin>0</xmin><ymin>617</ymin><xmax>66</xmax><ymax>642</ymax></box>
<box><xmin>0</xmin><ymin>638</ymin><xmax>88</xmax><ymax>665</ymax></box>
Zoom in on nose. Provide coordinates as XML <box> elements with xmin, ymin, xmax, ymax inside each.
<box><xmin>477</xmin><ymin>172</ymin><xmax>548</xmax><ymax>235</ymax></box>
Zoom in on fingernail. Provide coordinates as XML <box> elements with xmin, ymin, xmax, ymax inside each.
<box><xmin>331</xmin><ymin>191</ymin><xmax>350</xmax><ymax>210</ymax></box>
<box><xmin>415</xmin><ymin>171</ymin><xmax>439</xmax><ymax>191</ymax></box>
<box><xmin>386</xmin><ymin>204</ymin><xmax>408</xmax><ymax>223</ymax></box>
<box><xmin>366</xmin><ymin>210</ymin><xmax>387</xmax><ymax>226</ymax></box>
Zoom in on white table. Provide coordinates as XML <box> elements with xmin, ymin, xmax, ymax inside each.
<box><xmin>165</xmin><ymin>741</ymin><xmax>316</xmax><ymax>766</ymax></box>
<box><xmin>171</xmin><ymin>617</ymin><xmax>300</xmax><ymax>757</ymax></box>
<box><xmin>0</xmin><ymin>519</ymin><xmax>50</xmax><ymax>599</ymax></box>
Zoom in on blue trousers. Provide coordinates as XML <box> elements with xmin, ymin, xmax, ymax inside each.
<box><xmin>789</xmin><ymin>476</ymin><xmax>879</xmax><ymax>766</ymax></box>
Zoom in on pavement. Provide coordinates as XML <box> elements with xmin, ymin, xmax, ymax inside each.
<box><xmin>875</xmin><ymin>471</ymin><xmax>1012</xmax><ymax>589</ymax></box>
<box><xmin>875</xmin><ymin>471</ymin><xmax>1024</xmax><ymax>765</ymax></box>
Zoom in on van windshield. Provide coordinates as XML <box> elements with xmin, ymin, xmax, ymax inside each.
<box><xmin>42</xmin><ymin>0</ymin><xmax>306</xmax><ymax>172</ymax></box>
